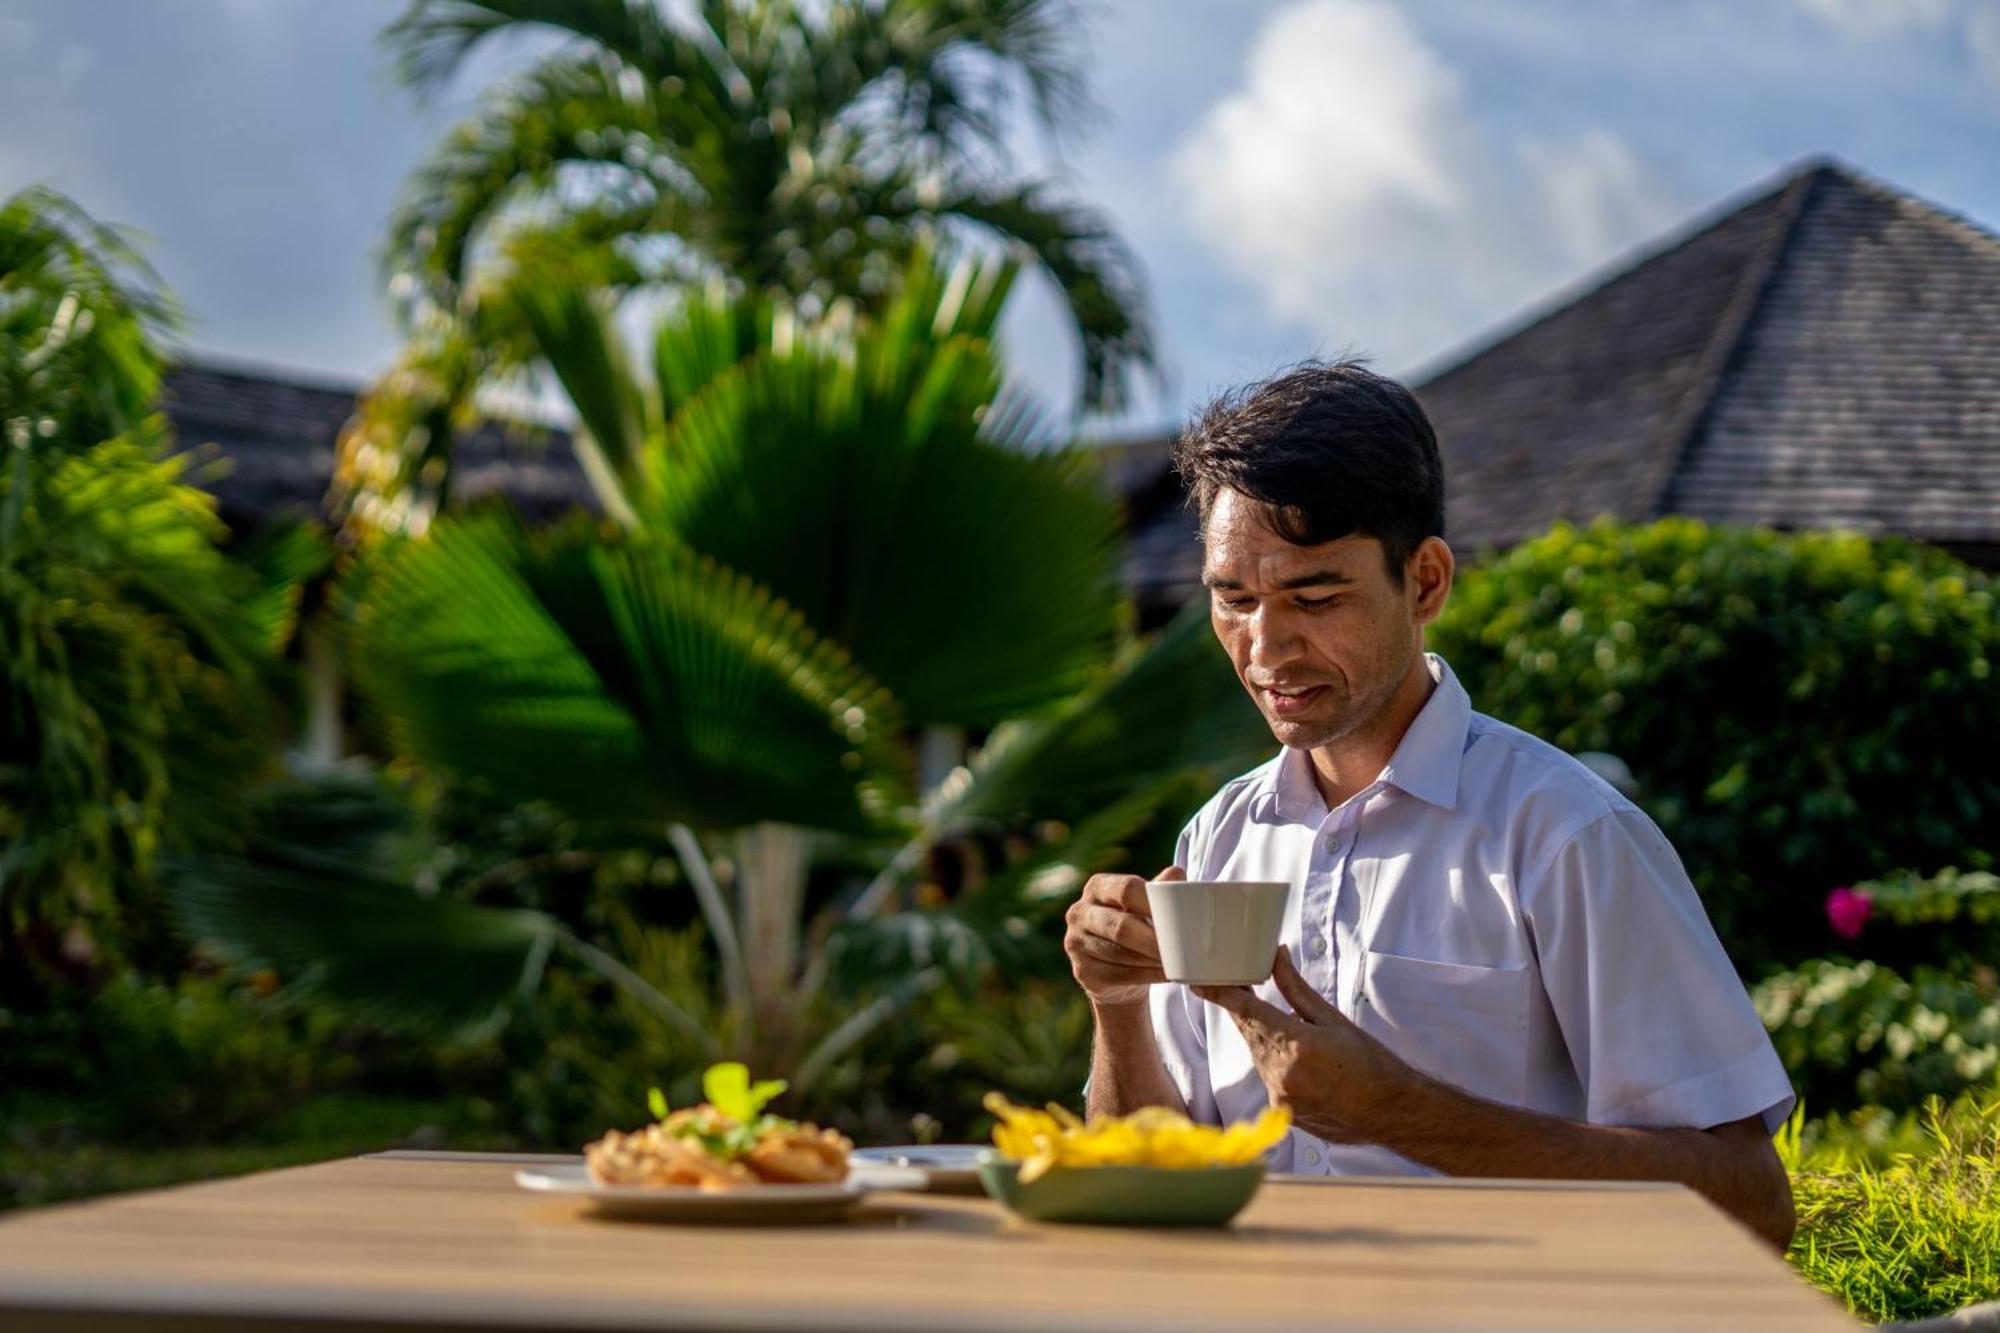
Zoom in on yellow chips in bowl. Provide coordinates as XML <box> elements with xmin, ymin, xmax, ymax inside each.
<box><xmin>983</xmin><ymin>1093</ymin><xmax>1291</xmax><ymax>1182</ymax></box>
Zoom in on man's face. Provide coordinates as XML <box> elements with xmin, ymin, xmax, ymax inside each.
<box><xmin>1202</xmin><ymin>488</ymin><xmax>1442</xmax><ymax>751</ymax></box>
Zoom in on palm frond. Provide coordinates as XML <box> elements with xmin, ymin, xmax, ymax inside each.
<box><xmin>382</xmin><ymin>52</ymin><xmax>687</xmax><ymax>312</ymax></box>
<box><xmin>496</xmin><ymin>260</ymin><xmax>648</xmax><ymax>521</ymax></box>
<box><xmin>633</xmin><ymin>303</ymin><xmax>1124</xmax><ymax>726</ymax></box>
<box><xmin>225</xmin><ymin>518</ymin><xmax>333</xmax><ymax>657</ymax></box>
<box><xmin>166</xmin><ymin>852</ymin><xmax>558</xmax><ymax>1040</ymax></box>
<box><xmin>942</xmin><ymin>181</ymin><xmax>1155</xmax><ymax>414</ymax></box>
<box><xmin>858</xmin><ymin>0</ymin><xmax>1095</xmax><ymax>160</ymax></box>
<box><xmin>650</xmin><ymin>279</ymin><xmax>774</xmax><ymax>421</ymax></box>
<box><xmin>926</xmin><ymin>595</ymin><xmax>1272</xmax><ymax>831</ymax></box>
<box><xmin>383</xmin><ymin>0</ymin><xmax>694</xmax><ymax>97</ymax></box>
<box><xmin>343</xmin><ymin>512</ymin><xmax>912</xmax><ymax>834</ymax></box>
<box><xmin>333</xmin><ymin>317</ymin><xmax>492</xmax><ymax>537</ymax></box>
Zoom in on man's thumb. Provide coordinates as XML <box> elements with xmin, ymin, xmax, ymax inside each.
<box><xmin>1155</xmin><ymin>864</ymin><xmax>1187</xmax><ymax>882</ymax></box>
<box><xmin>1272</xmin><ymin>948</ymin><xmax>1345</xmax><ymax>1025</ymax></box>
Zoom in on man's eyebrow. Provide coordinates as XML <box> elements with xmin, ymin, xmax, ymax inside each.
<box><xmin>1201</xmin><ymin>569</ymin><xmax>1357</xmax><ymax>591</ymax></box>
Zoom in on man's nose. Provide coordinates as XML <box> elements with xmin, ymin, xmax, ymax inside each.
<box><xmin>1246</xmin><ymin>606</ymin><xmax>1305</xmax><ymax>675</ymax></box>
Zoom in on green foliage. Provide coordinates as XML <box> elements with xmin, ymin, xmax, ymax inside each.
<box><xmin>376</xmin><ymin>0</ymin><xmax>1150</xmax><ymax>424</ymax></box>
<box><xmin>927</xmin><ymin>596</ymin><xmax>1268</xmax><ymax>831</ymax></box>
<box><xmin>1782</xmin><ymin>1093</ymin><xmax>2000</xmax><ymax>1323</ymax></box>
<box><xmin>0</xmin><ymin>972</ymin><xmax>352</xmax><ymax>1144</ymax></box>
<box><xmin>267</xmin><ymin>265</ymin><xmax>1200</xmax><ymax>1084</ymax></box>
<box><xmin>1852</xmin><ymin>866</ymin><xmax>2000</xmax><ymax>974</ymax></box>
<box><xmin>0</xmin><ymin>185</ymin><xmax>177</xmax><ymax>451</ymax></box>
<box><xmin>169</xmin><ymin>851</ymin><xmax>560</xmax><ymax>1042</ymax></box>
<box><xmin>1756</xmin><ymin>956</ymin><xmax>2000</xmax><ymax>1114</ymax></box>
<box><xmin>0</xmin><ymin>428</ymin><xmax>293</xmax><ymax>960</ymax></box>
<box><xmin>0</xmin><ymin>187</ymin><xmax>311</xmax><ymax>980</ymax></box>
<box><xmin>626</xmin><ymin>259</ymin><xmax>1125</xmax><ymax>726</ymax></box>
<box><xmin>917</xmin><ymin>981</ymin><xmax>1092</xmax><ymax>1132</ymax></box>
<box><xmin>1430</xmin><ymin>518</ymin><xmax>1998</xmax><ymax>972</ymax></box>
<box><xmin>344</xmin><ymin>512</ymin><xmax>911</xmax><ymax>835</ymax></box>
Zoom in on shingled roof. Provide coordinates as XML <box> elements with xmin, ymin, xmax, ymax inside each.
<box><xmin>161</xmin><ymin>359</ymin><xmax>595</xmax><ymax>534</ymax></box>
<box><xmin>1108</xmin><ymin>157</ymin><xmax>2000</xmax><ymax>620</ymax></box>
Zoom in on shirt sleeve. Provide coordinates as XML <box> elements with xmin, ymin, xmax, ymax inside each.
<box><xmin>1523</xmin><ymin>807</ymin><xmax>1796</xmax><ymax>1133</ymax></box>
<box><xmin>1145</xmin><ymin>817</ymin><xmax>1217</xmax><ymax>1122</ymax></box>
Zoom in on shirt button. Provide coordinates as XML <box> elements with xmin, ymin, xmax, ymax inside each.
<box><xmin>1304</xmin><ymin>1147</ymin><xmax>1322</xmax><ymax>1167</ymax></box>
<box><xmin>1307</xmin><ymin>936</ymin><xmax>1328</xmax><ymax>959</ymax></box>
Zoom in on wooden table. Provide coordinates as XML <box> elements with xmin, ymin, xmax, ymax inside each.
<box><xmin>0</xmin><ymin>1150</ymin><xmax>1853</xmax><ymax>1332</ymax></box>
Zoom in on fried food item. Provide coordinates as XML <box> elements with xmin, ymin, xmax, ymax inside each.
<box><xmin>984</xmin><ymin>1092</ymin><xmax>1291</xmax><ymax>1183</ymax></box>
<box><xmin>586</xmin><ymin>1124</ymin><xmax>759</xmax><ymax>1190</ymax></box>
<box><xmin>742</xmin><ymin>1125</ymin><xmax>852</xmax><ymax>1184</ymax></box>
<box><xmin>583</xmin><ymin>1063</ymin><xmax>852</xmax><ymax>1191</ymax></box>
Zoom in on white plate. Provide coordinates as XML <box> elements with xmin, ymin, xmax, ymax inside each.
<box><xmin>851</xmin><ymin>1144</ymin><xmax>988</xmax><ymax>1193</ymax></box>
<box><xmin>514</xmin><ymin>1161</ymin><xmax>927</xmax><ymax>1224</ymax></box>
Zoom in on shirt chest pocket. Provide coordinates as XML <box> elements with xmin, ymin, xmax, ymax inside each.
<box><xmin>1358</xmin><ymin>951</ymin><xmax>1532</xmax><ymax>1108</ymax></box>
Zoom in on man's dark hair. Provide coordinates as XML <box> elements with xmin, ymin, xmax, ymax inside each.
<box><xmin>1172</xmin><ymin>358</ymin><xmax>1445</xmax><ymax>583</ymax></box>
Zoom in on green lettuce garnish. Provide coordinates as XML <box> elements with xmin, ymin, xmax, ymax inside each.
<box><xmin>703</xmin><ymin>1062</ymin><xmax>788</xmax><ymax>1123</ymax></box>
<box><xmin>642</xmin><ymin>1063</ymin><xmax>794</xmax><ymax>1161</ymax></box>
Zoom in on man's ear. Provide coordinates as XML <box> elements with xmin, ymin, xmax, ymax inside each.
<box><xmin>1408</xmin><ymin>536</ymin><xmax>1455</xmax><ymax>627</ymax></box>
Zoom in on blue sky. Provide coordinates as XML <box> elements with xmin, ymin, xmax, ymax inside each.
<box><xmin>3</xmin><ymin>0</ymin><xmax>1996</xmax><ymax>435</ymax></box>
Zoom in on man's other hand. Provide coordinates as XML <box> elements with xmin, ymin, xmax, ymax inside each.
<box><xmin>1193</xmin><ymin>949</ymin><xmax>1411</xmax><ymax>1142</ymax></box>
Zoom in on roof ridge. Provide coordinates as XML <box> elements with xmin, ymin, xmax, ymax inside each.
<box><xmin>1645</xmin><ymin>167</ymin><xmax>1822</xmax><ymax>517</ymax></box>
<box><xmin>1409</xmin><ymin>160</ymin><xmax>1817</xmax><ymax>389</ymax></box>
<box><xmin>1814</xmin><ymin>159</ymin><xmax>2000</xmax><ymax>259</ymax></box>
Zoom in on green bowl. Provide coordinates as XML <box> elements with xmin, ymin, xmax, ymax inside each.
<box><xmin>975</xmin><ymin>1152</ymin><xmax>1265</xmax><ymax>1227</ymax></box>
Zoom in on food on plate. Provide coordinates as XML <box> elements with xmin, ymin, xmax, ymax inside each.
<box><xmin>983</xmin><ymin>1092</ymin><xmax>1291</xmax><ymax>1183</ymax></box>
<box><xmin>585</xmin><ymin>1062</ymin><xmax>851</xmax><ymax>1190</ymax></box>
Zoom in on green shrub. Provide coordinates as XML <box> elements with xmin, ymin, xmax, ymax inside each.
<box><xmin>1757</xmin><ymin>956</ymin><xmax>2000</xmax><ymax>1114</ymax></box>
<box><xmin>1430</xmin><ymin>519</ymin><xmax>1998</xmax><ymax>973</ymax></box>
<box><xmin>1848</xmin><ymin>866</ymin><xmax>2000</xmax><ymax>975</ymax></box>
<box><xmin>1782</xmin><ymin>1093</ymin><xmax>2000</xmax><ymax>1323</ymax></box>
<box><xmin>0</xmin><ymin>971</ymin><xmax>355</xmax><ymax>1143</ymax></box>
<box><xmin>899</xmin><ymin>982</ymin><xmax>1094</xmax><ymax>1137</ymax></box>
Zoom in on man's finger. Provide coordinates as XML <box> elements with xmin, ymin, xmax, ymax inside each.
<box><xmin>1272</xmin><ymin>948</ymin><xmax>1347</xmax><ymax>1026</ymax></box>
<box><xmin>1076</xmin><ymin>904</ymin><xmax>1160</xmax><ymax>957</ymax></box>
<box><xmin>1189</xmin><ymin>983</ymin><xmax>1295</xmax><ymax>1032</ymax></box>
<box><xmin>1072</xmin><ymin>931</ymin><xmax>1160</xmax><ymax>968</ymax></box>
<box><xmin>1154</xmin><ymin>864</ymin><xmax>1186</xmax><ymax>882</ymax></box>
<box><xmin>1093</xmin><ymin>874</ymin><xmax>1153</xmax><ymax>916</ymax></box>
<box><xmin>1075</xmin><ymin>958</ymin><xmax>1166</xmax><ymax>988</ymax></box>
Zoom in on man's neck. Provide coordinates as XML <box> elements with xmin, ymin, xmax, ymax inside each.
<box><xmin>1305</xmin><ymin>652</ymin><xmax>1438</xmax><ymax>810</ymax></box>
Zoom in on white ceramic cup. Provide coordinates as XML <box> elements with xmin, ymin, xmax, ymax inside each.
<box><xmin>1146</xmin><ymin>879</ymin><xmax>1291</xmax><ymax>985</ymax></box>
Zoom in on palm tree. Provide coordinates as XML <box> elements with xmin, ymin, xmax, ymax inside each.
<box><xmin>339</xmin><ymin>0</ymin><xmax>1154</xmax><ymax>535</ymax></box>
<box><xmin>177</xmin><ymin>254</ymin><xmax>1263</xmax><ymax>1089</ymax></box>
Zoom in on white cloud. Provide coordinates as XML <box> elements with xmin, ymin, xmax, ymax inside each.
<box><xmin>1170</xmin><ymin>0</ymin><xmax>1688</xmax><ymax>372</ymax></box>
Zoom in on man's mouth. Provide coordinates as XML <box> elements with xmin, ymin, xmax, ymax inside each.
<box><xmin>1261</xmin><ymin>684</ymin><xmax>1326</xmax><ymax>717</ymax></box>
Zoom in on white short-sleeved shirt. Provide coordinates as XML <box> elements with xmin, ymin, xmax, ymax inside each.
<box><xmin>1153</xmin><ymin>652</ymin><xmax>1795</xmax><ymax>1177</ymax></box>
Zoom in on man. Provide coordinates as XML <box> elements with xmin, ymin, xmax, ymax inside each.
<box><xmin>1066</xmin><ymin>361</ymin><xmax>1797</xmax><ymax>1250</ymax></box>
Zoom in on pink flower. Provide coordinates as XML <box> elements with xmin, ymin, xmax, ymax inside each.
<box><xmin>1825</xmin><ymin>886</ymin><xmax>1874</xmax><ymax>941</ymax></box>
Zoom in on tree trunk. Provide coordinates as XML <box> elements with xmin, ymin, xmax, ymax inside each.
<box><xmin>734</xmin><ymin>822</ymin><xmax>810</xmax><ymax>1067</ymax></box>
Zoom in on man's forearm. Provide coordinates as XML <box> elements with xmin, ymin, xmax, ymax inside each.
<box><xmin>1085</xmin><ymin>999</ymin><xmax>1188</xmax><ymax>1119</ymax></box>
<box><xmin>1330</xmin><ymin>1073</ymin><xmax>1794</xmax><ymax>1250</ymax></box>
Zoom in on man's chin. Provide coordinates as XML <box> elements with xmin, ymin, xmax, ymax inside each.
<box><xmin>1262</xmin><ymin>713</ymin><xmax>1338</xmax><ymax>750</ymax></box>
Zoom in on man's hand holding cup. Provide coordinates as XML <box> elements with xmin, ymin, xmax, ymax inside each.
<box><xmin>1063</xmin><ymin>865</ymin><xmax>1184</xmax><ymax>1009</ymax></box>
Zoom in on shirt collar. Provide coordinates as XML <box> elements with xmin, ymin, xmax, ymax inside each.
<box><xmin>1251</xmin><ymin>653</ymin><xmax>1471</xmax><ymax>824</ymax></box>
